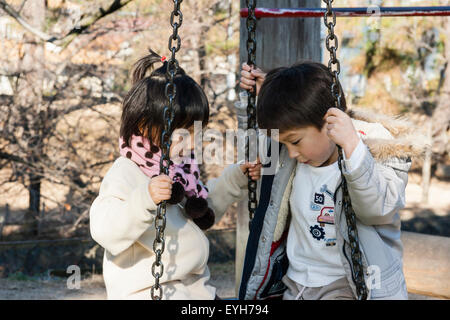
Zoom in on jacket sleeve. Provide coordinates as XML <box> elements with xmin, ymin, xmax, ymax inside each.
<box><xmin>342</xmin><ymin>143</ymin><xmax>410</xmax><ymax>226</ymax></box>
<box><xmin>89</xmin><ymin>164</ymin><xmax>157</xmax><ymax>256</ymax></box>
<box><xmin>206</xmin><ymin>163</ymin><xmax>249</xmax><ymax>222</ymax></box>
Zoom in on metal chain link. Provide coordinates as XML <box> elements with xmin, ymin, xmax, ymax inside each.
<box><xmin>151</xmin><ymin>0</ymin><xmax>183</xmax><ymax>301</ymax></box>
<box><xmin>245</xmin><ymin>0</ymin><xmax>258</xmax><ymax>228</ymax></box>
<box><xmin>323</xmin><ymin>0</ymin><xmax>368</xmax><ymax>300</ymax></box>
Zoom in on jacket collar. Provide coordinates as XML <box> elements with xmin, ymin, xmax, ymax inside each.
<box><xmin>347</xmin><ymin>108</ymin><xmax>426</xmax><ymax>162</ymax></box>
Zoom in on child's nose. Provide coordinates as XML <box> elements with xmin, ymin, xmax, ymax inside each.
<box><xmin>288</xmin><ymin>148</ymin><xmax>299</xmax><ymax>159</ymax></box>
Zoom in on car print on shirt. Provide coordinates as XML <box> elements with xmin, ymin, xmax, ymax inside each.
<box><xmin>317</xmin><ymin>207</ymin><xmax>335</xmax><ymax>227</ymax></box>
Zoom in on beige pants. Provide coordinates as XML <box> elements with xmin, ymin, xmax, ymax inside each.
<box><xmin>282</xmin><ymin>275</ymin><xmax>355</xmax><ymax>300</ymax></box>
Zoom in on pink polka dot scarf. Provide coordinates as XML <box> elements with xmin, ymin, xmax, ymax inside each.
<box><xmin>119</xmin><ymin>134</ymin><xmax>209</xmax><ymax>199</ymax></box>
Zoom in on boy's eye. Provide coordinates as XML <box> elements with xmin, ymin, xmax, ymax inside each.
<box><xmin>292</xmin><ymin>139</ymin><xmax>301</xmax><ymax>145</ymax></box>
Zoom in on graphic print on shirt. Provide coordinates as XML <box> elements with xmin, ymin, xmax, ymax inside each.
<box><xmin>310</xmin><ymin>202</ymin><xmax>321</xmax><ymax>211</ymax></box>
<box><xmin>314</xmin><ymin>193</ymin><xmax>325</xmax><ymax>205</ymax></box>
<box><xmin>309</xmin><ymin>225</ymin><xmax>326</xmax><ymax>241</ymax></box>
<box><xmin>308</xmin><ymin>184</ymin><xmax>337</xmax><ymax>246</ymax></box>
<box><xmin>325</xmin><ymin>238</ymin><xmax>337</xmax><ymax>247</ymax></box>
<box><xmin>317</xmin><ymin>207</ymin><xmax>335</xmax><ymax>227</ymax></box>
<box><xmin>320</xmin><ymin>184</ymin><xmax>334</xmax><ymax>199</ymax></box>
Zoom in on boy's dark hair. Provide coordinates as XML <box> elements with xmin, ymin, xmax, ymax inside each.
<box><xmin>257</xmin><ymin>61</ymin><xmax>346</xmax><ymax>134</ymax></box>
<box><xmin>120</xmin><ymin>49</ymin><xmax>209</xmax><ymax>147</ymax></box>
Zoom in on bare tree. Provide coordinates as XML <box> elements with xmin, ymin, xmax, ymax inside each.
<box><xmin>0</xmin><ymin>0</ymin><xmax>136</xmax><ymax>237</ymax></box>
<box><xmin>3</xmin><ymin>0</ymin><xmax>46</xmax><ymax>235</ymax></box>
<box><xmin>432</xmin><ymin>18</ymin><xmax>450</xmax><ymax>165</ymax></box>
<box><xmin>364</xmin><ymin>16</ymin><xmax>450</xmax><ymax>203</ymax></box>
<box><xmin>0</xmin><ymin>0</ymin><xmax>242</xmax><ymax>238</ymax></box>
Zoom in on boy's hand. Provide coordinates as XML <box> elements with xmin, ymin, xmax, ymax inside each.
<box><xmin>148</xmin><ymin>174</ymin><xmax>173</xmax><ymax>205</ymax></box>
<box><xmin>240</xmin><ymin>63</ymin><xmax>266</xmax><ymax>95</ymax></box>
<box><xmin>324</xmin><ymin>108</ymin><xmax>360</xmax><ymax>158</ymax></box>
<box><xmin>240</xmin><ymin>158</ymin><xmax>262</xmax><ymax>181</ymax></box>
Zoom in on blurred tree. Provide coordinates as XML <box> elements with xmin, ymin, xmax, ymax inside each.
<box><xmin>0</xmin><ymin>0</ymin><xmax>243</xmax><ymax>238</ymax></box>
<box><xmin>0</xmin><ymin>0</ymin><xmax>135</xmax><ymax>237</ymax></box>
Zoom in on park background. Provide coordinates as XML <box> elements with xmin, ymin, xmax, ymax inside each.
<box><xmin>0</xmin><ymin>0</ymin><xmax>448</xmax><ymax>299</ymax></box>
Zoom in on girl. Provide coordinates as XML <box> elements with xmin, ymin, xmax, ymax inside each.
<box><xmin>89</xmin><ymin>50</ymin><xmax>261</xmax><ymax>300</ymax></box>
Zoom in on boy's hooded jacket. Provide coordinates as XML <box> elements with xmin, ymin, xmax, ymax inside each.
<box><xmin>239</xmin><ymin>108</ymin><xmax>426</xmax><ymax>300</ymax></box>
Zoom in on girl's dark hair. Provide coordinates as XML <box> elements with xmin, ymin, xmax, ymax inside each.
<box><xmin>257</xmin><ymin>61</ymin><xmax>346</xmax><ymax>134</ymax></box>
<box><xmin>120</xmin><ymin>49</ymin><xmax>209</xmax><ymax>147</ymax></box>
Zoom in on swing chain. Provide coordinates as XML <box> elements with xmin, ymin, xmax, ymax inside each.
<box><xmin>323</xmin><ymin>0</ymin><xmax>368</xmax><ymax>300</ymax></box>
<box><xmin>245</xmin><ymin>0</ymin><xmax>258</xmax><ymax>228</ymax></box>
<box><xmin>151</xmin><ymin>0</ymin><xmax>183</xmax><ymax>301</ymax></box>
<box><xmin>246</xmin><ymin>0</ymin><xmax>257</xmax><ymax>65</ymax></box>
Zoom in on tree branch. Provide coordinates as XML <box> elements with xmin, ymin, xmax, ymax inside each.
<box><xmin>0</xmin><ymin>0</ymin><xmax>53</xmax><ymax>40</ymax></box>
<box><xmin>58</xmin><ymin>0</ymin><xmax>134</xmax><ymax>48</ymax></box>
<box><xmin>0</xmin><ymin>0</ymin><xmax>134</xmax><ymax>48</ymax></box>
<box><xmin>0</xmin><ymin>150</ymin><xmax>37</xmax><ymax>169</ymax></box>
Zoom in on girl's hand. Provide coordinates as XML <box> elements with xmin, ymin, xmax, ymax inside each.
<box><xmin>148</xmin><ymin>174</ymin><xmax>173</xmax><ymax>204</ymax></box>
<box><xmin>240</xmin><ymin>158</ymin><xmax>263</xmax><ymax>181</ymax></box>
<box><xmin>324</xmin><ymin>108</ymin><xmax>360</xmax><ymax>158</ymax></box>
<box><xmin>240</xmin><ymin>63</ymin><xmax>266</xmax><ymax>95</ymax></box>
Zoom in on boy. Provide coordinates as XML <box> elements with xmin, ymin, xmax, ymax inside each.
<box><xmin>238</xmin><ymin>61</ymin><xmax>423</xmax><ymax>300</ymax></box>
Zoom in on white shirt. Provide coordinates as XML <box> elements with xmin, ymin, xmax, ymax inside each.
<box><xmin>287</xmin><ymin>139</ymin><xmax>366</xmax><ymax>287</ymax></box>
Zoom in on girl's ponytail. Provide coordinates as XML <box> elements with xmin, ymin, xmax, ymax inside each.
<box><xmin>131</xmin><ymin>49</ymin><xmax>163</xmax><ymax>85</ymax></box>
<box><xmin>131</xmin><ymin>48</ymin><xmax>186</xmax><ymax>85</ymax></box>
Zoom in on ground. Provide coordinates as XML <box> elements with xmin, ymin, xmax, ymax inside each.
<box><xmin>0</xmin><ymin>262</ymin><xmax>235</xmax><ymax>300</ymax></box>
<box><xmin>399</xmin><ymin>174</ymin><xmax>450</xmax><ymax>237</ymax></box>
<box><xmin>0</xmin><ymin>261</ymin><xmax>441</xmax><ymax>300</ymax></box>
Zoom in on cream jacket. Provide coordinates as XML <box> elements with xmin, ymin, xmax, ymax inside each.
<box><xmin>90</xmin><ymin>157</ymin><xmax>248</xmax><ymax>299</ymax></box>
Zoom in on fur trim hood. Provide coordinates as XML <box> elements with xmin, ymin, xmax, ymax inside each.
<box><xmin>347</xmin><ymin>108</ymin><xmax>428</xmax><ymax>162</ymax></box>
